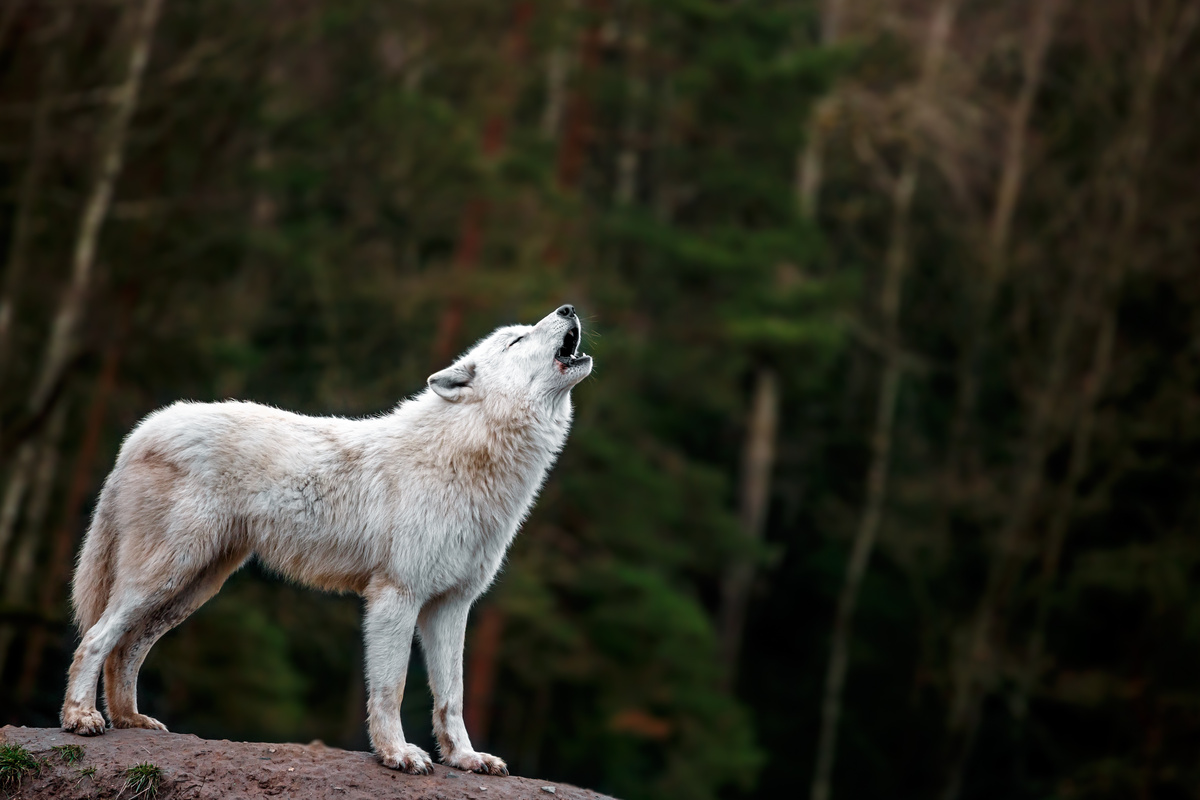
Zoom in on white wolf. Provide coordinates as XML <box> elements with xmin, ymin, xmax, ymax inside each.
<box><xmin>60</xmin><ymin>304</ymin><xmax>593</xmax><ymax>776</ymax></box>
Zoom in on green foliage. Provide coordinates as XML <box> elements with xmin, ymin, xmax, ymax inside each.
<box><xmin>122</xmin><ymin>762</ymin><xmax>163</xmax><ymax>800</ymax></box>
<box><xmin>51</xmin><ymin>744</ymin><xmax>84</xmax><ymax>765</ymax></box>
<box><xmin>0</xmin><ymin>744</ymin><xmax>43</xmax><ymax>794</ymax></box>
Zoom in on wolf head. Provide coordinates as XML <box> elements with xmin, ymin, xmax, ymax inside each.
<box><xmin>426</xmin><ymin>305</ymin><xmax>593</xmax><ymax>406</ymax></box>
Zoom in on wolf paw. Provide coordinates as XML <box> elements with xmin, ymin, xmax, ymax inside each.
<box><xmin>443</xmin><ymin>750</ymin><xmax>509</xmax><ymax>776</ymax></box>
<box><xmin>112</xmin><ymin>713</ymin><xmax>168</xmax><ymax>731</ymax></box>
<box><xmin>379</xmin><ymin>743</ymin><xmax>434</xmax><ymax>775</ymax></box>
<box><xmin>62</xmin><ymin>707</ymin><xmax>107</xmax><ymax>736</ymax></box>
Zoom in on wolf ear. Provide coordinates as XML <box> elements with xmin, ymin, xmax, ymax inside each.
<box><xmin>427</xmin><ymin>361</ymin><xmax>476</xmax><ymax>402</ymax></box>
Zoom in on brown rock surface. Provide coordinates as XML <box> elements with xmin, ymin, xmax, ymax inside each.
<box><xmin>1</xmin><ymin>726</ymin><xmax>616</xmax><ymax>800</ymax></box>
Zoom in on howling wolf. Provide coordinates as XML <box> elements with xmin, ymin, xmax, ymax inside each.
<box><xmin>61</xmin><ymin>304</ymin><xmax>593</xmax><ymax>776</ymax></box>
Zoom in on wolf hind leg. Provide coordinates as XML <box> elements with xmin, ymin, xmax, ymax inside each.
<box><xmin>104</xmin><ymin>547</ymin><xmax>249</xmax><ymax>730</ymax></box>
<box><xmin>62</xmin><ymin>591</ymin><xmax>158</xmax><ymax>735</ymax></box>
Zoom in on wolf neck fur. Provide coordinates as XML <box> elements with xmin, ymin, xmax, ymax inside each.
<box><xmin>395</xmin><ymin>389</ymin><xmax>571</xmax><ymax>491</ymax></box>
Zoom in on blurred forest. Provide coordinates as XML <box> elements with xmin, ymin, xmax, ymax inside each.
<box><xmin>0</xmin><ymin>0</ymin><xmax>1198</xmax><ymax>798</ymax></box>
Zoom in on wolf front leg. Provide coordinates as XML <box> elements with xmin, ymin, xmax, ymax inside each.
<box><xmin>418</xmin><ymin>595</ymin><xmax>509</xmax><ymax>776</ymax></box>
<box><xmin>364</xmin><ymin>580</ymin><xmax>432</xmax><ymax>774</ymax></box>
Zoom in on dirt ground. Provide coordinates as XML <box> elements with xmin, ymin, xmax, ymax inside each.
<box><xmin>1</xmin><ymin>726</ymin><xmax>617</xmax><ymax>800</ymax></box>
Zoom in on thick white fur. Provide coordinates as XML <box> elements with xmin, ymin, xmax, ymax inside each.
<box><xmin>61</xmin><ymin>307</ymin><xmax>593</xmax><ymax>776</ymax></box>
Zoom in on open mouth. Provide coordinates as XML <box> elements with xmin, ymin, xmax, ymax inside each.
<box><xmin>555</xmin><ymin>323</ymin><xmax>584</xmax><ymax>366</ymax></box>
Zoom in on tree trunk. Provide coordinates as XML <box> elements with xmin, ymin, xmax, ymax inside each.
<box><xmin>0</xmin><ymin>7</ymin><xmax>72</xmax><ymax>426</ymax></box>
<box><xmin>0</xmin><ymin>401</ymin><xmax>68</xmax><ymax>682</ymax></box>
<box><xmin>17</xmin><ymin>306</ymin><xmax>127</xmax><ymax>701</ymax></box>
<box><xmin>796</xmin><ymin>102</ymin><xmax>830</xmax><ymax>221</ymax></box>
<box><xmin>939</xmin><ymin>258</ymin><xmax>1088</xmax><ymax>800</ymax></box>
<box><xmin>809</xmin><ymin>4</ymin><xmax>958</xmax><ymax>800</ymax></box>
<box><xmin>944</xmin><ymin>0</ymin><xmax>1062</xmax><ymax>483</ymax></box>
<box><xmin>9</xmin><ymin>0</ymin><xmax>160</xmax><ymax>695</ymax></box>
<box><xmin>795</xmin><ymin>0</ymin><xmax>847</xmax><ymax>219</ymax></box>
<box><xmin>938</xmin><ymin>6</ymin><xmax>1187</xmax><ymax>798</ymax></box>
<box><xmin>614</xmin><ymin>9</ymin><xmax>645</xmax><ymax>207</ymax></box>
<box><xmin>25</xmin><ymin>0</ymin><xmax>160</xmax><ymax>421</ymax></box>
<box><xmin>554</xmin><ymin>0</ymin><xmax>604</xmax><ymax>192</ymax></box>
<box><xmin>810</xmin><ymin>162</ymin><xmax>911</xmax><ymax>800</ymax></box>
<box><xmin>543</xmin><ymin>0</ymin><xmax>605</xmax><ymax>269</ymax></box>
<box><xmin>0</xmin><ymin>444</ymin><xmax>36</xmax><ymax>577</ymax></box>
<box><xmin>1013</xmin><ymin>303</ymin><xmax>1116</xmax><ymax>724</ymax></box>
<box><xmin>540</xmin><ymin>26</ymin><xmax>570</xmax><ymax>142</ymax></box>
<box><xmin>464</xmin><ymin>603</ymin><xmax>506</xmax><ymax>745</ymax></box>
<box><xmin>718</xmin><ymin>368</ymin><xmax>780</xmax><ymax>685</ymax></box>
<box><xmin>431</xmin><ymin>1</ymin><xmax>535</xmax><ymax>365</ymax></box>
<box><xmin>1013</xmin><ymin>0</ymin><xmax>1194</xmax><ymax>744</ymax></box>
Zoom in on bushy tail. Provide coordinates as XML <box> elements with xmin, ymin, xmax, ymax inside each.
<box><xmin>71</xmin><ymin>492</ymin><xmax>118</xmax><ymax>633</ymax></box>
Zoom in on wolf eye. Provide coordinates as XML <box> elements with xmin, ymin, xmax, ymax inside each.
<box><xmin>508</xmin><ymin>336</ymin><xmax>524</xmax><ymax>348</ymax></box>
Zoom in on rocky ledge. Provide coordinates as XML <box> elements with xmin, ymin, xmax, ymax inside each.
<box><xmin>0</xmin><ymin>726</ymin><xmax>616</xmax><ymax>800</ymax></box>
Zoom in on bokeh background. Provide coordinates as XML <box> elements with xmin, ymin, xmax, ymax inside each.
<box><xmin>1</xmin><ymin>1</ymin><xmax>1198</xmax><ymax>798</ymax></box>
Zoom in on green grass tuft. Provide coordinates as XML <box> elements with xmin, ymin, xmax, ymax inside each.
<box><xmin>122</xmin><ymin>761</ymin><xmax>163</xmax><ymax>799</ymax></box>
<box><xmin>52</xmin><ymin>743</ymin><xmax>85</xmax><ymax>765</ymax></box>
<box><xmin>0</xmin><ymin>743</ymin><xmax>43</xmax><ymax>793</ymax></box>
<box><xmin>74</xmin><ymin>765</ymin><xmax>97</xmax><ymax>789</ymax></box>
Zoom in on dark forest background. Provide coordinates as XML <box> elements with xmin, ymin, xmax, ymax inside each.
<box><xmin>1</xmin><ymin>1</ymin><xmax>1198</xmax><ymax>798</ymax></box>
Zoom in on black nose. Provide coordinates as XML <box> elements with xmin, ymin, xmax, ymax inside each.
<box><xmin>556</xmin><ymin>304</ymin><xmax>576</xmax><ymax>318</ymax></box>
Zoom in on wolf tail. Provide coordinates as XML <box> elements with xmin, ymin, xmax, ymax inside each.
<box><xmin>71</xmin><ymin>486</ymin><xmax>119</xmax><ymax>633</ymax></box>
